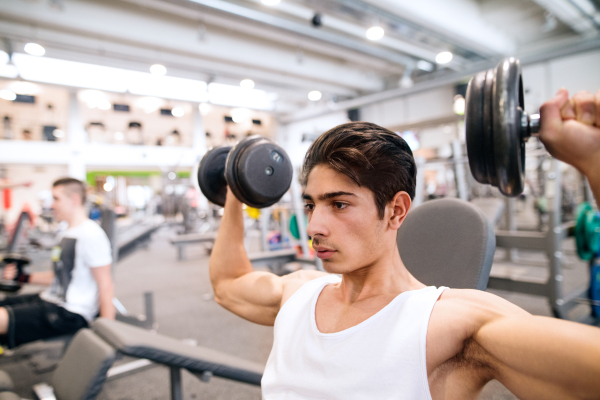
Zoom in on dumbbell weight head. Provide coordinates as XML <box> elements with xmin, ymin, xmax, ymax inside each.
<box><xmin>197</xmin><ymin>146</ymin><xmax>232</xmax><ymax>207</ymax></box>
<box><xmin>466</xmin><ymin>57</ymin><xmax>533</xmax><ymax>197</ymax></box>
<box><xmin>197</xmin><ymin>136</ymin><xmax>293</xmax><ymax>208</ymax></box>
<box><xmin>225</xmin><ymin>136</ymin><xmax>293</xmax><ymax>208</ymax></box>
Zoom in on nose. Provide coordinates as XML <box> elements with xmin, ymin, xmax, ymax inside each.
<box><xmin>306</xmin><ymin>205</ymin><xmax>329</xmax><ymax>239</ymax></box>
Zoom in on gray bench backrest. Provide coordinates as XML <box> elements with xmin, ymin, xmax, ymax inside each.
<box><xmin>52</xmin><ymin>329</ymin><xmax>116</xmax><ymax>400</ymax></box>
<box><xmin>397</xmin><ymin>198</ymin><xmax>495</xmax><ymax>290</ymax></box>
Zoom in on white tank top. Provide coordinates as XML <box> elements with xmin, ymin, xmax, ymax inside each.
<box><xmin>262</xmin><ymin>274</ymin><xmax>447</xmax><ymax>400</ymax></box>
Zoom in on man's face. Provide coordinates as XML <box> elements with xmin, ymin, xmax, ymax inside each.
<box><xmin>51</xmin><ymin>186</ymin><xmax>77</xmax><ymax>222</ymax></box>
<box><xmin>303</xmin><ymin>165</ymin><xmax>393</xmax><ymax>274</ymax></box>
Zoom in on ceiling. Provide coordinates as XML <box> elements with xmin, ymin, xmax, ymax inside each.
<box><xmin>0</xmin><ymin>0</ymin><xmax>598</xmax><ymax>117</ymax></box>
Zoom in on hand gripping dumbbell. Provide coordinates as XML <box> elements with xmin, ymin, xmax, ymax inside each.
<box><xmin>0</xmin><ymin>253</ymin><xmax>30</xmax><ymax>293</ymax></box>
<box><xmin>465</xmin><ymin>57</ymin><xmax>541</xmax><ymax>197</ymax></box>
<box><xmin>197</xmin><ymin>135</ymin><xmax>293</xmax><ymax>208</ymax></box>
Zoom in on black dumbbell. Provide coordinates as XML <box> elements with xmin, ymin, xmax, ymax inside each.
<box><xmin>465</xmin><ymin>57</ymin><xmax>540</xmax><ymax>197</ymax></box>
<box><xmin>0</xmin><ymin>254</ymin><xmax>30</xmax><ymax>293</ymax></box>
<box><xmin>197</xmin><ymin>135</ymin><xmax>293</xmax><ymax>208</ymax></box>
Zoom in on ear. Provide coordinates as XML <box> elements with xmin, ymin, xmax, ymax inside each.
<box><xmin>388</xmin><ymin>191</ymin><xmax>411</xmax><ymax>230</ymax></box>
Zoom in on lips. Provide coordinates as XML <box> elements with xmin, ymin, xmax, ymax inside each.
<box><xmin>313</xmin><ymin>245</ymin><xmax>336</xmax><ymax>260</ymax></box>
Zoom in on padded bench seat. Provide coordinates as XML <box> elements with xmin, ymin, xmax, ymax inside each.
<box><xmin>92</xmin><ymin>318</ymin><xmax>264</xmax><ymax>386</ymax></box>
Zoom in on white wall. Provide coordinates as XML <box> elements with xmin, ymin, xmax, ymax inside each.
<box><xmin>360</xmin><ymin>86</ymin><xmax>456</xmax><ymax>129</ymax></box>
<box><xmin>277</xmin><ymin>111</ymin><xmax>349</xmax><ymax>169</ymax></box>
<box><xmin>523</xmin><ymin>50</ymin><xmax>600</xmax><ymax>113</ymax></box>
<box><xmin>2</xmin><ymin>165</ymin><xmax>68</xmax><ymax>224</ymax></box>
<box><xmin>360</xmin><ymin>49</ymin><xmax>600</xmax><ymax>130</ymax></box>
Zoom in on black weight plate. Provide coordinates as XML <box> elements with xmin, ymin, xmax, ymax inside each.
<box><xmin>483</xmin><ymin>68</ymin><xmax>499</xmax><ymax>187</ymax></box>
<box><xmin>197</xmin><ymin>146</ymin><xmax>232</xmax><ymax>207</ymax></box>
<box><xmin>492</xmin><ymin>58</ymin><xmax>525</xmax><ymax>197</ymax></box>
<box><xmin>465</xmin><ymin>71</ymin><xmax>488</xmax><ymax>184</ymax></box>
<box><xmin>226</xmin><ymin>136</ymin><xmax>293</xmax><ymax>208</ymax></box>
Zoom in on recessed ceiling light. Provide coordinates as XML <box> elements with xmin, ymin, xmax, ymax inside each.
<box><xmin>435</xmin><ymin>51</ymin><xmax>453</xmax><ymax>64</ymax></box>
<box><xmin>171</xmin><ymin>106</ymin><xmax>184</xmax><ymax>117</ymax></box>
<box><xmin>417</xmin><ymin>60</ymin><xmax>434</xmax><ymax>72</ymax></box>
<box><xmin>199</xmin><ymin>102</ymin><xmax>212</xmax><ymax>116</ymax></box>
<box><xmin>24</xmin><ymin>43</ymin><xmax>45</xmax><ymax>56</ymax></box>
<box><xmin>240</xmin><ymin>79</ymin><xmax>255</xmax><ymax>89</ymax></box>
<box><xmin>308</xmin><ymin>90</ymin><xmax>322</xmax><ymax>101</ymax></box>
<box><xmin>150</xmin><ymin>64</ymin><xmax>167</xmax><ymax>76</ymax></box>
<box><xmin>231</xmin><ymin>107</ymin><xmax>251</xmax><ymax>123</ymax></box>
<box><xmin>0</xmin><ymin>90</ymin><xmax>17</xmax><ymax>101</ymax></box>
<box><xmin>366</xmin><ymin>26</ymin><xmax>384</xmax><ymax>41</ymax></box>
<box><xmin>262</xmin><ymin>0</ymin><xmax>280</xmax><ymax>5</ymax></box>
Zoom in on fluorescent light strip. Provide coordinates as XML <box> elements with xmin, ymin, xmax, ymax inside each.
<box><xmin>11</xmin><ymin>53</ymin><xmax>276</xmax><ymax>108</ymax></box>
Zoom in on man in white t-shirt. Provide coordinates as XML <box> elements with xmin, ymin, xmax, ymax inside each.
<box><xmin>0</xmin><ymin>178</ymin><xmax>114</xmax><ymax>349</ymax></box>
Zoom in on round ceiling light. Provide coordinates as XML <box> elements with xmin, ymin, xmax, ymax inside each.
<box><xmin>150</xmin><ymin>64</ymin><xmax>167</xmax><ymax>76</ymax></box>
<box><xmin>0</xmin><ymin>90</ymin><xmax>17</xmax><ymax>101</ymax></box>
<box><xmin>171</xmin><ymin>106</ymin><xmax>185</xmax><ymax>117</ymax></box>
<box><xmin>240</xmin><ymin>79</ymin><xmax>255</xmax><ymax>89</ymax></box>
<box><xmin>308</xmin><ymin>90</ymin><xmax>322</xmax><ymax>101</ymax></box>
<box><xmin>435</xmin><ymin>51</ymin><xmax>453</xmax><ymax>64</ymax></box>
<box><xmin>366</xmin><ymin>26</ymin><xmax>384</xmax><ymax>41</ymax></box>
<box><xmin>24</xmin><ymin>43</ymin><xmax>45</xmax><ymax>56</ymax></box>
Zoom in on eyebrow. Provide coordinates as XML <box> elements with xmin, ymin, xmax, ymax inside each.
<box><xmin>302</xmin><ymin>191</ymin><xmax>357</xmax><ymax>202</ymax></box>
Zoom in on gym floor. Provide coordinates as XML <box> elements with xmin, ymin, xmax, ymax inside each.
<box><xmin>0</xmin><ymin>227</ymin><xmax>592</xmax><ymax>399</ymax></box>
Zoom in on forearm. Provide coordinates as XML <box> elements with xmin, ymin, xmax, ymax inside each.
<box><xmin>28</xmin><ymin>271</ymin><xmax>54</xmax><ymax>286</ymax></box>
<box><xmin>584</xmin><ymin>168</ymin><xmax>600</xmax><ymax>207</ymax></box>
<box><xmin>209</xmin><ymin>188</ymin><xmax>254</xmax><ymax>295</ymax></box>
<box><xmin>98</xmin><ymin>286</ymin><xmax>115</xmax><ymax>319</ymax></box>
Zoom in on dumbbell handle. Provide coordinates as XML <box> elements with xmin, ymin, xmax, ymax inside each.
<box><xmin>522</xmin><ymin>112</ymin><xmax>540</xmax><ymax>140</ymax></box>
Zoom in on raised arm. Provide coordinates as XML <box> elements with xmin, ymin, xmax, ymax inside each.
<box><xmin>475</xmin><ymin>310</ymin><xmax>600</xmax><ymax>400</ymax></box>
<box><xmin>209</xmin><ymin>188</ymin><xmax>324</xmax><ymax>326</ymax></box>
<box><xmin>539</xmin><ymin>89</ymin><xmax>600</xmax><ymax>203</ymax></box>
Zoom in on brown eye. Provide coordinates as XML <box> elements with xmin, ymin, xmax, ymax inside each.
<box><xmin>334</xmin><ymin>202</ymin><xmax>348</xmax><ymax>210</ymax></box>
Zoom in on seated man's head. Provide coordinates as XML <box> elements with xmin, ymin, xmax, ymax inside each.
<box><xmin>52</xmin><ymin>177</ymin><xmax>87</xmax><ymax>222</ymax></box>
<box><xmin>301</xmin><ymin>122</ymin><xmax>416</xmax><ymax>274</ymax></box>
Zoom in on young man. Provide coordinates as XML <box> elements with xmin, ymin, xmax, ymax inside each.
<box><xmin>0</xmin><ymin>178</ymin><xmax>114</xmax><ymax>349</ymax></box>
<box><xmin>209</xmin><ymin>89</ymin><xmax>600</xmax><ymax>400</ymax></box>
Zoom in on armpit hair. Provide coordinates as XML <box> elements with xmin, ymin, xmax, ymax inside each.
<box><xmin>440</xmin><ymin>338</ymin><xmax>496</xmax><ymax>381</ymax></box>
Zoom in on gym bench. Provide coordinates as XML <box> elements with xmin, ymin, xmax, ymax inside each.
<box><xmin>169</xmin><ymin>233</ymin><xmax>217</xmax><ymax>260</ymax></box>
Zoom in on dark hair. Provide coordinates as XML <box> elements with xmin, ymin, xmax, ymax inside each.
<box><xmin>301</xmin><ymin>121</ymin><xmax>416</xmax><ymax>219</ymax></box>
<box><xmin>53</xmin><ymin>177</ymin><xmax>87</xmax><ymax>205</ymax></box>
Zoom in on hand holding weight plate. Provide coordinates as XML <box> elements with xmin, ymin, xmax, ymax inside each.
<box><xmin>197</xmin><ymin>136</ymin><xmax>293</xmax><ymax>208</ymax></box>
<box><xmin>465</xmin><ymin>57</ymin><xmax>540</xmax><ymax>197</ymax></box>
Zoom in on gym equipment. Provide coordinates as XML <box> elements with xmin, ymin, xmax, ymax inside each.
<box><xmin>575</xmin><ymin>202</ymin><xmax>600</xmax><ymax>261</ymax></box>
<box><xmin>0</xmin><ymin>319</ymin><xmax>264</xmax><ymax>400</ymax></box>
<box><xmin>397</xmin><ymin>198</ymin><xmax>495</xmax><ymax>290</ymax></box>
<box><xmin>0</xmin><ymin>253</ymin><xmax>29</xmax><ymax>292</ymax></box>
<box><xmin>197</xmin><ymin>136</ymin><xmax>293</xmax><ymax>208</ymax></box>
<box><xmin>465</xmin><ymin>57</ymin><xmax>540</xmax><ymax>197</ymax></box>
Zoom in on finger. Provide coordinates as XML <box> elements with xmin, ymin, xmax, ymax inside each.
<box><xmin>560</xmin><ymin>98</ymin><xmax>576</xmax><ymax>120</ymax></box>
<box><xmin>572</xmin><ymin>91</ymin><xmax>596</xmax><ymax>125</ymax></box>
<box><xmin>540</xmin><ymin>89</ymin><xmax>570</xmax><ymax>137</ymax></box>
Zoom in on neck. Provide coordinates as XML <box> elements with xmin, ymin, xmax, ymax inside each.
<box><xmin>337</xmin><ymin>246</ymin><xmax>425</xmax><ymax>305</ymax></box>
<box><xmin>66</xmin><ymin>209</ymin><xmax>87</xmax><ymax>228</ymax></box>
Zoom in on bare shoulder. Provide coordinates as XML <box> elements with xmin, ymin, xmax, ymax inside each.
<box><xmin>280</xmin><ymin>270</ymin><xmax>329</xmax><ymax>306</ymax></box>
